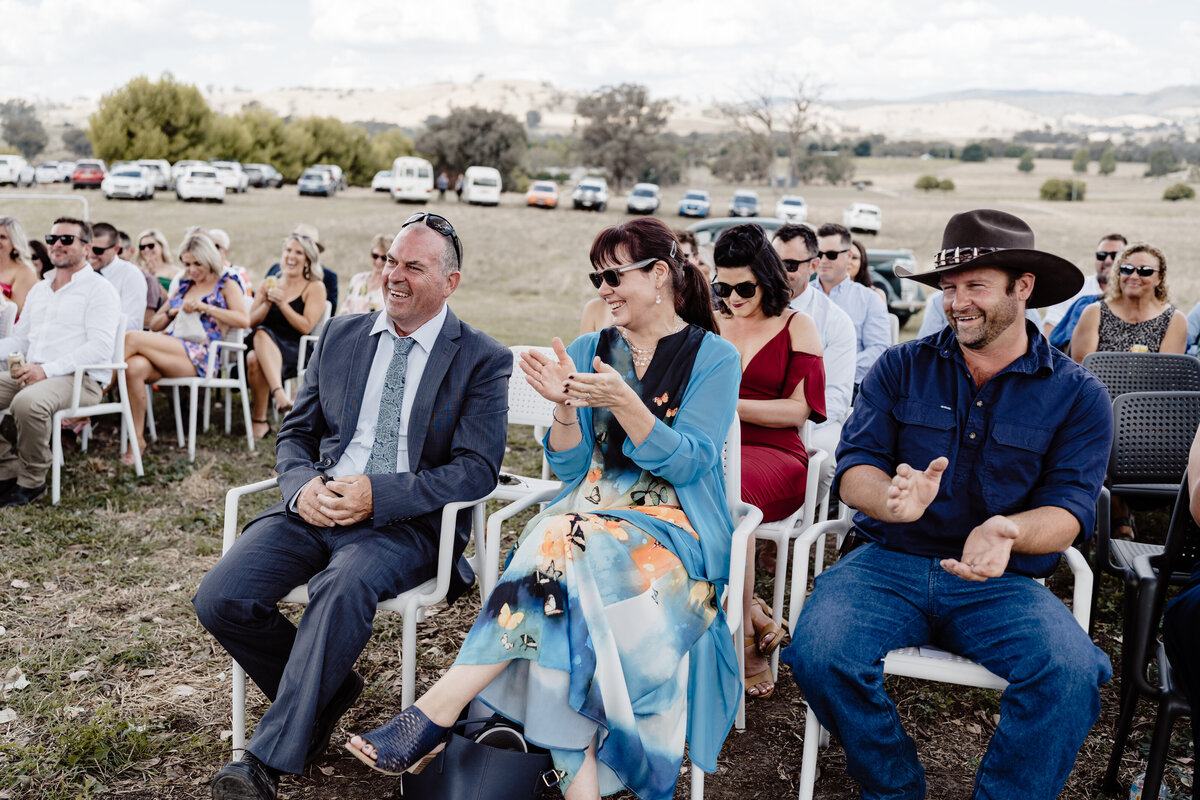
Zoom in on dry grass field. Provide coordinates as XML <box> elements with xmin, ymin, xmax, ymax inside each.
<box><xmin>1</xmin><ymin>157</ymin><xmax>1197</xmax><ymax>800</ymax></box>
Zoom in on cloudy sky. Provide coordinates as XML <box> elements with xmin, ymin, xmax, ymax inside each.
<box><xmin>2</xmin><ymin>0</ymin><xmax>1196</xmax><ymax>103</ymax></box>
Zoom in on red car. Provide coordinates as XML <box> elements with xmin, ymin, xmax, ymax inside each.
<box><xmin>72</xmin><ymin>159</ymin><xmax>107</xmax><ymax>189</ymax></box>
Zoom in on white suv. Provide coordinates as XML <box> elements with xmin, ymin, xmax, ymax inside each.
<box><xmin>572</xmin><ymin>177</ymin><xmax>609</xmax><ymax>212</ymax></box>
<box><xmin>0</xmin><ymin>155</ymin><xmax>34</xmax><ymax>187</ymax></box>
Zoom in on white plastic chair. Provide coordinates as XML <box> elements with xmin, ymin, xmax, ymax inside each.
<box><xmin>888</xmin><ymin>313</ymin><xmax>900</xmax><ymax>346</ymax></box>
<box><xmin>785</xmin><ymin>517</ymin><xmax>1094</xmax><ymax>800</ymax></box>
<box><xmin>293</xmin><ymin>300</ymin><xmax>332</xmax><ymax>388</ymax></box>
<box><xmin>48</xmin><ymin>313</ymin><xmax>144</xmax><ymax>503</ymax></box>
<box><xmin>148</xmin><ymin>328</ymin><xmax>254</xmax><ymax>461</ymax></box>
<box><xmin>493</xmin><ymin>346</ymin><xmax>563</xmax><ymax>504</ymax></box>
<box><xmin>223</xmin><ymin>477</ymin><xmax>501</xmax><ymax>758</ymax></box>
<box><xmin>479</xmin><ymin>417</ymin><xmax>763</xmax><ymax>800</ymax></box>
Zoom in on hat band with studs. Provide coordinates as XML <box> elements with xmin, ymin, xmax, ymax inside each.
<box><xmin>933</xmin><ymin>246</ymin><xmax>1003</xmax><ymax>268</ymax></box>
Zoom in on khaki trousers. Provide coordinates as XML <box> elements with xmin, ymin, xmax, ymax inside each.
<box><xmin>0</xmin><ymin>373</ymin><xmax>102</xmax><ymax>488</ymax></box>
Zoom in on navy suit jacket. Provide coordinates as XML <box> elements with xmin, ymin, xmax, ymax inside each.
<box><xmin>270</xmin><ymin>306</ymin><xmax>510</xmax><ymax>598</ymax></box>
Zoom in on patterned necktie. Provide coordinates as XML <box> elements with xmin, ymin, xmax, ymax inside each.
<box><xmin>365</xmin><ymin>335</ymin><xmax>416</xmax><ymax>474</ymax></box>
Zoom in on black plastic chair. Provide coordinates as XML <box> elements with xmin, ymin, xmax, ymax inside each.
<box><xmin>1102</xmin><ymin>470</ymin><xmax>1200</xmax><ymax>798</ymax></box>
<box><xmin>1082</xmin><ymin>351</ymin><xmax>1200</xmax><ymax>402</ymax></box>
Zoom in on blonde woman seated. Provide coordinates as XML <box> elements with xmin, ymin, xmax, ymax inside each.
<box><xmin>0</xmin><ymin>217</ymin><xmax>39</xmax><ymax>317</ymax></box>
<box><xmin>713</xmin><ymin>223</ymin><xmax>826</xmax><ymax>701</ymax></box>
<box><xmin>247</xmin><ymin>232</ymin><xmax>327</xmax><ymax>438</ymax></box>
<box><xmin>124</xmin><ymin>234</ymin><xmax>249</xmax><ymax>464</ymax></box>
<box><xmin>338</xmin><ymin>233</ymin><xmax>389</xmax><ymax>314</ymax></box>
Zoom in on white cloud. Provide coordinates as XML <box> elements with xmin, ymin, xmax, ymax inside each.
<box><xmin>307</xmin><ymin>0</ymin><xmax>483</xmax><ymax>45</ymax></box>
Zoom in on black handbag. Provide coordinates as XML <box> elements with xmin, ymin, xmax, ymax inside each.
<box><xmin>401</xmin><ymin>716</ymin><xmax>559</xmax><ymax>800</ymax></box>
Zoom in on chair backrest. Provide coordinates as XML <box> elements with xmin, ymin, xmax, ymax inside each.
<box><xmin>888</xmin><ymin>313</ymin><xmax>900</xmax><ymax>346</ymax></box>
<box><xmin>1082</xmin><ymin>351</ymin><xmax>1200</xmax><ymax>401</ymax></box>
<box><xmin>0</xmin><ymin>299</ymin><xmax>15</xmax><ymax>338</ymax></box>
<box><xmin>506</xmin><ymin>346</ymin><xmax>557</xmax><ymax>427</ymax></box>
<box><xmin>1110</xmin><ymin>391</ymin><xmax>1200</xmax><ymax>485</ymax></box>
<box><xmin>723</xmin><ymin>415</ymin><xmax>741</xmax><ymax>510</ymax></box>
<box><xmin>1158</xmin><ymin>469</ymin><xmax>1200</xmax><ymax>577</ymax></box>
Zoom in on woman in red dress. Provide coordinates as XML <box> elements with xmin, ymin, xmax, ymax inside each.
<box><xmin>714</xmin><ymin>223</ymin><xmax>826</xmax><ymax>700</ymax></box>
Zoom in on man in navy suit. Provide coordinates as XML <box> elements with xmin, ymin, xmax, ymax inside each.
<box><xmin>194</xmin><ymin>214</ymin><xmax>510</xmax><ymax>800</ymax></box>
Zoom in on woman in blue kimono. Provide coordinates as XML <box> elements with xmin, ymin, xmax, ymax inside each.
<box><xmin>347</xmin><ymin>217</ymin><xmax>743</xmax><ymax>800</ymax></box>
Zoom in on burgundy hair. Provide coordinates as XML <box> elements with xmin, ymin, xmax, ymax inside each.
<box><xmin>589</xmin><ymin>217</ymin><xmax>717</xmax><ymax>333</ymax></box>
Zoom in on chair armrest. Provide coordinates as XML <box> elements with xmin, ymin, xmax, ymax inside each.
<box><xmin>420</xmin><ymin>485</ymin><xmax>504</xmax><ymax>607</ymax></box>
<box><xmin>213</xmin><ymin>339</ymin><xmax>247</xmax><ymax>352</ymax></box>
<box><xmin>726</xmin><ymin>501</ymin><xmax>764</xmax><ymax>635</ymax></box>
<box><xmin>1130</xmin><ymin>552</ymin><xmax>1166</xmax><ymax>698</ymax></box>
<box><xmin>483</xmin><ymin>487</ymin><xmax>561</xmax><ymax>597</ymax></box>
<box><xmin>1061</xmin><ymin>546</ymin><xmax>1093</xmax><ymax>632</ymax></box>
<box><xmin>1094</xmin><ymin>486</ymin><xmax>1112</xmax><ymax>569</ymax></box>
<box><xmin>222</xmin><ymin>478</ymin><xmax>280</xmax><ymax>554</ymax></box>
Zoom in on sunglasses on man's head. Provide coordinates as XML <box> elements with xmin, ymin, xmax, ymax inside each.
<box><xmin>45</xmin><ymin>234</ymin><xmax>78</xmax><ymax>245</ymax></box>
<box><xmin>782</xmin><ymin>256</ymin><xmax>817</xmax><ymax>273</ymax></box>
<box><xmin>711</xmin><ymin>280</ymin><xmax>759</xmax><ymax>299</ymax></box>
<box><xmin>1096</xmin><ymin>250</ymin><xmax>1121</xmax><ymax>261</ymax></box>
<box><xmin>817</xmin><ymin>248</ymin><xmax>849</xmax><ymax>261</ymax></box>
<box><xmin>588</xmin><ymin>257</ymin><xmax>656</xmax><ymax>289</ymax></box>
<box><xmin>1118</xmin><ymin>264</ymin><xmax>1159</xmax><ymax>277</ymax></box>
<box><xmin>402</xmin><ymin>212</ymin><xmax>462</xmax><ymax>268</ymax></box>
<box><xmin>91</xmin><ymin>243</ymin><xmax>117</xmax><ymax>256</ymax></box>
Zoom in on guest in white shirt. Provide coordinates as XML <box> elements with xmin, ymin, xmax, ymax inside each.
<box><xmin>815</xmin><ymin>223</ymin><xmax>890</xmax><ymax>388</ymax></box>
<box><xmin>89</xmin><ymin>222</ymin><xmax>148</xmax><ymax>332</ymax></box>
<box><xmin>773</xmin><ymin>224</ymin><xmax>856</xmax><ymax>505</ymax></box>
<box><xmin>0</xmin><ymin>217</ymin><xmax>119</xmax><ymax>505</ymax></box>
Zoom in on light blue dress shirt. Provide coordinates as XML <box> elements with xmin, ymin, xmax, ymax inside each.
<box><xmin>821</xmin><ymin>275</ymin><xmax>890</xmax><ymax>384</ymax></box>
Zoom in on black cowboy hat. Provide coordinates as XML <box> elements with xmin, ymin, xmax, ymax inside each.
<box><xmin>894</xmin><ymin>209</ymin><xmax>1083</xmax><ymax>307</ymax></box>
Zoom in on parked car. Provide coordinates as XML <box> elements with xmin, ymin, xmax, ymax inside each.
<box><xmin>370</xmin><ymin>170</ymin><xmax>393</xmax><ymax>192</ymax></box>
<box><xmin>525</xmin><ymin>180</ymin><xmax>558</xmax><ymax>208</ymax></box>
<box><xmin>72</xmin><ymin>159</ymin><xmax>107</xmax><ymax>189</ymax></box>
<box><xmin>34</xmin><ymin>161</ymin><xmax>61</xmax><ymax>185</ymax></box>
<box><xmin>462</xmin><ymin>165</ymin><xmax>502</xmax><ymax>205</ymax></box>
<box><xmin>55</xmin><ymin>161</ymin><xmax>76</xmax><ymax>182</ymax></box>
<box><xmin>866</xmin><ymin>248</ymin><xmax>924</xmax><ymax>326</ymax></box>
<box><xmin>171</xmin><ymin>160</ymin><xmax>206</xmax><ymax>188</ymax></box>
<box><xmin>137</xmin><ymin>159</ymin><xmax>172</xmax><ymax>190</ymax></box>
<box><xmin>572</xmin><ymin>177</ymin><xmax>609</xmax><ymax>211</ymax></box>
<box><xmin>175</xmin><ymin>166</ymin><xmax>226</xmax><ymax>202</ymax></box>
<box><xmin>0</xmin><ymin>155</ymin><xmax>33</xmax><ymax>187</ymax></box>
<box><xmin>298</xmin><ymin>168</ymin><xmax>337</xmax><ymax>197</ymax></box>
<box><xmin>102</xmin><ymin>165</ymin><xmax>154</xmax><ymax>200</ymax></box>
<box><xmin>678</xmin><ymin>189</ymin><xmax>711</xmax><ymax>218</ymax></box>
<box><xmin>391</xmin><ymin>156</ymin><xmax>434</xmax><ymax>203</ymax></box>
<box><xmin>626</xmin><ymin>183</ymin><xmax>660</xmax><ymax>214</ymax></box>
<box><xmin>312</xmin><ymin>164</ymin><xmax>347</xmax><ymax>191</ymax></box>
<box><xmin>210</xmin><ymin>161</ymin><xmax>249</xmax><ymax>193</ymax></box>
<box><xmin>844</xmin><ymin>202</ymin><xmax>882</xmax><ymax>234</ymax></box>
<box><xmin>243</xmin><ymin>163</ymin><xmax>283</xmax><ymax>188</ymax></box>
<box><xmin>687</xmin><ymin>216</ymin><xmax>784</xmax><ymax>248</ymax></box>
<box><xmin>775</xmin><ymin>195</ymin><xmax>808</xmax><ymax>223</ymax></box>
<box><xmin>729</xmin><ymin>189</ymin><xmax>759</xmax><ymax>217</ymax></box>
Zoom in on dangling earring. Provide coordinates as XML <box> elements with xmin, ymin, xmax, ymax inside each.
<box><xmin>9</xmin><ymin>249</ymin><xmax>16</xmax><ymax>260</ymax></box>
<box><xmin>655</xmin><ymin>292</ymin><xmax>662</xmax><ymax>305</ymax></box>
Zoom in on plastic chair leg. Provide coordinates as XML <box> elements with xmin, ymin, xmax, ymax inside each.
<box><xmin>186</xmin><ymin>385</ymin><xmax>199</xmax><ymax>462</ymax></box>
<box><xmin>51</xmin><ymin>413</ymin><xmax>63</xmax><ymax>505</ymax></box>
<box><xmin>690</xmin><ymin>763</ymin><xmax>704</xmax><ymax>799</ymax></box>
<box><xmin>1141</xmin><ymin>702</ymin><xmax>1176</xmax><ymax>800</ymax></box>
<box><xmin>232</xmin><ymin>660</ymin><xmax>247</xmax><ymax>759</ymax></box>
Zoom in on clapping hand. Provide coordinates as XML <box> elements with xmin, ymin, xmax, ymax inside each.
<box><xmin>941</xmin><ymin>515</ymin><xmax>1019</xmax><ymax>581</ymax></box>
<box><xmin>520</xmin><ymin>338</ymin><xmax>577</xmax><ymax>404</ymax></box>
<box><xmin>885</xmin><ymin>456</ymin><xmax>948</xmax><ymax>523</ymax></box>
<box><xmin>562</xmin><ymin>357</ymin><xmax>635</xmax><ymax>409</ymax></box>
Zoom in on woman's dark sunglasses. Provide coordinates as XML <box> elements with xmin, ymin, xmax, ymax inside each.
<box><xmin>45</xmin><ymin>234</ymin><xmax>78</xmax><ymax>245</ymax></box>
<box><xmin>1118</xmin><ymin>264</ymin><xmax>1159</xmax><ymax>277</ymax></box>
<box><xmin>402</xmin><ymin>212</ymin><xmax>462</xmax><ymax>268</ymax></box>
<box><xmin>711</xmin><ymin>280</ymin><xmax>758</xmax><ymax>299</ymax></box>
<box><xmin>139</xmin><ymin>242</ymin><xmax>158</xmax><ymax>251</ymax></box>
<box><xmin>589</xmin><ymin>257</ymin><xmax>656</xmax><ymax>289</ymax></box>
<box><xmin>782</xmin><ymin>256</ymin><xmax>817</xmax><ymax>273</ymax></box>
<box><xmin>370</xmin><ymin>252</ymin><xmax>386</xmax><ymax>261</ymax></box>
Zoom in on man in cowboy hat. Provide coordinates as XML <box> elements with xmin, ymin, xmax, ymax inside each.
<box><xmin>783</xmin><ymin>209</ymin><xmax>1114</xmax><ymax>799</ymax></box>
<box><xmin>266</xmin><ymin>224</ymin><xmax>340</xmax><ymax>312</ymax></box>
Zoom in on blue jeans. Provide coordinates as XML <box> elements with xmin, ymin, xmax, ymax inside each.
<box><xmin>781</xmin><ymin>543</ymin><xmax>1111</xmax><ymax>800</ymax></box>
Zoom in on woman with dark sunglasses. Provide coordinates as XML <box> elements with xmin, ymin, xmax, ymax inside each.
<box><xmin>848</xmin><ymin>238</ymin><xmax>887</xmax><ymax>304</ymax></box>
<box><xmin>1070</xmin><ymin>241</ymin><xmax>1186</xmax><ymax>364</ymax></box>
<box><xmin>347</xmin><ymin>217</ymin><xmax>743</xmax><ymax>800</ymax></box>
<box><xmin>338</xmin><ymin>233</ymin><xmax>389</xmax><ymax>315</ymax></box>
<box><xmin>712</xmin><ymin>223</ymin><xmax>825</xmax><ymax>701</ymax></box>
<box><xmin>1070</xmin><ymin>241</ymin><xmax>1186</xmax><ymax>540</ymax></box>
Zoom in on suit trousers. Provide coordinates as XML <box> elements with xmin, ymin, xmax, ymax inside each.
<box><xmin>192</xmin><ymin>509</ymin><xmax>439</xmax><ymax>774</ymax></box>
<box><xmin>0</xmin><ymin>373</ymin><xmax>102</xmax><ymax>488</ymax></box>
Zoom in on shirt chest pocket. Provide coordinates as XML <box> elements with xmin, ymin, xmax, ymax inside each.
<box><xmin>982</xmin><ymin>422</ymin><xmax>1054</xmax><ymax>512</ymax></box>
<box><xmin>893</xmin><ymin>399</ymin><xmax>956</xmax><ymax>470</ymax></box>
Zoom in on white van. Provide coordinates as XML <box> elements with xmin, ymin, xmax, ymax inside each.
<box><xmin>391</xmin><ymin>156</ymin><xmax>435</xmax><ymax>203</ymax></box>
<box><xmin>461</xmin><ymin>166</ymin><xmax>502</xmax><ymax>206</ymax></box>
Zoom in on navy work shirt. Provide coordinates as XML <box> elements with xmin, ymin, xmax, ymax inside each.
<box><xmin>834</xmin><ymin>320</ymin><xmax>1113</xmax><ymax>577</ymax></box>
